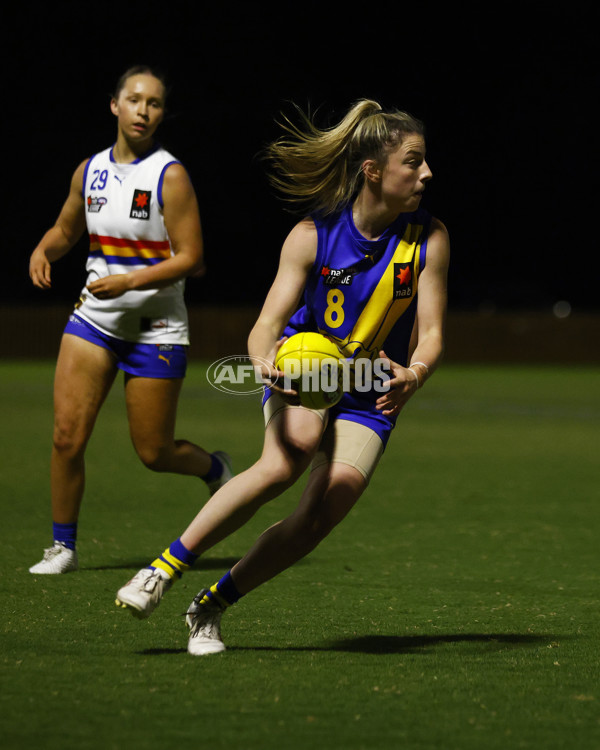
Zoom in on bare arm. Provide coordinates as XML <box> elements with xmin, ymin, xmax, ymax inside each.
<box><xmin>248</xmin><ymin>217</ymin><xmax>317</xmax><ymax>370</ymax></box>
<box><xmin>29</xmin><ymin>161</ymin><xmax>88</xmax><ymax>289</ymax></box>
<box><xmin>377</xmin><ymin>217</ymin><xmax>450</xmax><ymax>415</ymax></box>
<box><xmin>87</xmin><ymin>163</ymin><xmax>205</xmax><ymax>299</ymax></box>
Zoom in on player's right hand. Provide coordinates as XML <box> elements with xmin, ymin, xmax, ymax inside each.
<box><xmin>252</xmin><ymin>355</ymin><xmax>301</xmax><ymax>405</ymax></box>
<box><xmin>268</xmin><ymin>373</ymin><xmax>301</xmax><ymax>405</ymax></box>
<box><xmin>29</xmin><ymin>248</ymin><xmax>52</xmax><ymax>289</ymax></box>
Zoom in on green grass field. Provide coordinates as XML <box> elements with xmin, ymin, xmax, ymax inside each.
<box><xmin>1</xmin><ymin>360</ymin><xmax>599</xmax><ymax>749</ymax></box>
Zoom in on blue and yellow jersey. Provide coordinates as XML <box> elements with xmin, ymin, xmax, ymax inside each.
<box><xmin>285</xmin><ymin>204</ymin><xmax>431</xmax><ymax>368</ymax></box>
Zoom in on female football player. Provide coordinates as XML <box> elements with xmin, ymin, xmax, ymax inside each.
<box><xmin>28</xmin><ymin>66</ymin><xmax>233</xmax><ymax>575</ymax></box>
<box><xmin>115</xmin><ymin>99</ymin><xmax>449</xmax><ymax>655</ymax></box>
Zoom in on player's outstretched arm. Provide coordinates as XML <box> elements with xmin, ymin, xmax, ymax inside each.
<box><xmin>29</xmin><ymin>161</ymin><xmax>88</xmax><ymax>289</ymax></box>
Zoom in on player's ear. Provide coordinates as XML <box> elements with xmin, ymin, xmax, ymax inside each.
<box><xmin>110</xmin><ymin>98</ymin><xmax>119</xmax><ymax>117</ymax></box>
<box><xmin>362</xmin><ymin>159</ymin><xmax>382</xmax><ymax>183</ymax></box>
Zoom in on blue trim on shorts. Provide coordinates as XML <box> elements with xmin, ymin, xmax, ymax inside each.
<box><xmin>64</xmin><ymin>314</ymin><xmax>187</xmax><ymax>379</ymax></box>
<box><xmin>262</xmin><ymin>387</ymin><xmax>395</xmax><ymax>448</ymax></box>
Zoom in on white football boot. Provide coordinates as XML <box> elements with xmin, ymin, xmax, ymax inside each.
<box><xmin>29</xmin><ymin>542</ymin><xmax>78</xmax><ymax>574</ymax></box>
<box><xmin>186</xmin><ymin>589</ymin><xmax>226</xmax><ymax>655</ymax></box>
<box><xmin>115</xmin><ymin>567</ymin><xmax>172</xmax><ymax>619</ymax></box>
<box><xmin>206</xmin><ymin>451</ymin><xmax>233</xmax><ymax>496</ymax></box>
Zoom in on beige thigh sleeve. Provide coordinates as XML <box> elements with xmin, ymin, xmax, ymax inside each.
<box><xmin>311</xmin><ymin>417</ymin><xmax>384</xmax><ymax>484</ymax></box>
<box><xmin>263</xmin><ymin>391</ymin><xmax>329</xmax><ymax>428</ymax></box>
<box><xmin>263</xmin><ymin>393</ymin><xmax>383</xmax><ymax>483</ymax></box>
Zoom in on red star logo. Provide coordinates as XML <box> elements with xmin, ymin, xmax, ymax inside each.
<box><xmin>321</xmin><ymin>266</ymin><xmax>330</xmax><ymax>276</ymax></box>
<box><xmin>135</xmin><ymin>192</ymin><xmax>149</xmax><ymax>208</ymax></box>
<box><xmin>396</xmin><ymin>267</ymin><xmax>412</xmax><ymax>285</ymax></box>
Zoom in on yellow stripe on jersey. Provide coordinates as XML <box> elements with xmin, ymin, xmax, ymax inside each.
<box><xmin>334</xmin><ymin>221</ymin><xmax>424</xmax><ymax>361</ymax></box>
<box><xmin>89</xmin><ymin>234</ymin><xmax>172</xmax><ymax>260</ymax></box>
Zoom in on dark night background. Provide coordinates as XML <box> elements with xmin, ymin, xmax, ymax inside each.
<box><xmin>4</xmin><ymin>3</ymin><xmax>598</xmax><ymax>318</ymax></box>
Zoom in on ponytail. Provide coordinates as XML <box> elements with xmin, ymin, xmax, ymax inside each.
<box><xmin>264</xmin><ymin>99</ymin><xmax>424</xmax><ymax>216</ymax></box>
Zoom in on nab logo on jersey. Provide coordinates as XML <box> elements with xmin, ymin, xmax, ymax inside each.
<box><xmin>130</xmin><ymin>189</ymin><xmax>151</xmax><ymax>220</ymax></box>
<box><xmin>320</xmin><ymin>266</ymin><xmax>354</xmax><ymax>286</ymax></box>
<box><xmin>393</xmin><ymin>262</ymin><xmax>414</xmax><ymax>299</ymax></box>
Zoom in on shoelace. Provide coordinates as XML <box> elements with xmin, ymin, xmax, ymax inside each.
<box><xmin>181</xmin><ymin>597</ymin><xmax>205</xmax><ymax>621</ymax></box>
<box><xmin>43</xmin><ymin>545</ymin><xmax>65</xmax><ymax>560</ymax></box>
<box><xmin>189</xmin><ymin>611</ymin><xmax>221</xmax><ymax>639</ymax></box>
<box><xmin>183</xmin><ymin>596</ymin><xmax>222</xmax><ymax>638</ymax></box>
<box><xmin>141</xmin><ymin>571</ymin><xmax>164</xmax><ymax>592</ymax></box>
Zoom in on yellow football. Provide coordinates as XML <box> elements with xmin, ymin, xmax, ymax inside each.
<box><xmin>275</xmin><ymin>332</ymin><xmax>345</xmax><ymax>409</ymax></box>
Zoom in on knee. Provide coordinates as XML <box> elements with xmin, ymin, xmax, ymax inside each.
<box><xmin>259</xmin><ymin>447</ymin><xmax>311</xmax><ymax>488</ymax></box>
<box><xmin>274</xmin><ymin>434</ymin><xmax>319</xmax><ymax>484</ymax></box>
<box><xmin>52</xmin><ymin>418</ymin><xmax>88</xmax><ymax>459</ymax></box>
<box><xmin>135</xmin><ymin>443</ymin><xmax>171</xmax><ymax>472</ymax></box>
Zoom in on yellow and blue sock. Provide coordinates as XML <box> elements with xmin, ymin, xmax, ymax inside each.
<box><xmin>149</xmin><ymin>537</ymin><xmax>199</xmax><ymax>580</ymax></box>
<box><xmin>53</xmin><ymin>522</ymin><xmax>77</xmax><ymax>551</ymax></box>
<box><xmin>201</xmin><ymin>571</ymin><xmax>243</xmax><ymax>610</ymax></box>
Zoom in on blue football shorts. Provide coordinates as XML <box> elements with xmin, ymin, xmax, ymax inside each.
<box><xmin>64</xmin><ymin>314</ymin><xmax>187</xmax><ymax>379</ymax></box>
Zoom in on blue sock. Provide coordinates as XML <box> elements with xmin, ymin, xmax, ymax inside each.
<box><xmin>206</xmin><ymin>571</ymin><xmax>243</xmax><ymax>608</ymax></box>
<box><xmin>169</xmin><ymin>537</ymin><xmax>199</xmax><ymax>568</ymax></box>
<box><xmin>149</xmin><ymin>537</ymin><xmax>199</xmax><ymax>579</ymax></box>
<box><xmin>53</xmin><ymin>522</ymin><xmax>77</xmax><ymax>551</ymax></box>
<box><xmin>203</xmin><ymin>453</ymin><xmax>224</xmax><ymax>483</ymax></box>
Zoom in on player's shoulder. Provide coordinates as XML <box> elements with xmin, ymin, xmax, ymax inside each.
<box><xmin>285</xmin><ymin>216</ymin><xmax>319</xmax><ymax>248</ymax></box>
<box><xmin>160</xmin><ymin>159</ymin><xmax>194</xmax><ymax>204</ymax></box>
<box><xmin>425</xmin><ymin>216</ymin><xmax>450</xmax><ymax>268</ymax></box>
<box><xmin>429</xmin><ymin>215</ymin><xmax>448</xmax><ymax>235</ymax></box>
<box><xmin>161</xmin><ymin>160</ymin><xmax>188</xmax><ymax>182</ymax></box>
<box><xmin>428</xmin><ymin>216</ymin><xmax>449</xmax><ymax>245</ymax></box>
<box><xmin>153</xmin><ymin>146</ymin><xmax>186</xmax><ymax>178</ymax></box>
<box><xmin>70</xmin><ymin>156</ymin><xmax>95</xmax><ymax>192</ymax></box>
<box><xmin>280</xmin><ymin>217</ymin><xmax>318</xmax><ymax>268</ymax></box>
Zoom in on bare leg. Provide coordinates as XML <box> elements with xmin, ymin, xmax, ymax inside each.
<box><xmin>230</xmin><ymin>461</ymin><xmax>366</xmax><ymax>594</ymax></box>
<box><xmin>115</xmin><ymin>406</ymin><xmax>332</xmax><ymax>618</ymax></box>
<box><xmin>180</xmin><ymin>406</ymin><xmax>327</xmax><ymax>554</ymax></box>
<box><xmin>125</xmin><ymin>374</ymin><xmax>212</xmax><ymax>477</ymax></box>
<box><xmin>51</xmin><ymin>334</ymin><xmax>118</xmax><ymax>524</ymax></box>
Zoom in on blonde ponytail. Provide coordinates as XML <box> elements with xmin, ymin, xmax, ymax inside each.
<box><xmin>264</xmin><ymin>99</ymin><xmax>424</xmax><ymax>216</ymax></box>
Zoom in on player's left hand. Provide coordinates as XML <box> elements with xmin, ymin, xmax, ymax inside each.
<box><xmin>87</xmin><ymin>274</ymin><xmax>131</xmax><ymax>299</ymax></box>
<box><xmin>375</xmin><ymin>349</ymin><xmax>418</xmax><ymax>416</ymax></box>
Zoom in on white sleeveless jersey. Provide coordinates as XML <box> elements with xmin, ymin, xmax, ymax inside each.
<box><xmin>75</xmin><ymin>144</ymin><xmax>190</xmax><ymax>344</ymax></box>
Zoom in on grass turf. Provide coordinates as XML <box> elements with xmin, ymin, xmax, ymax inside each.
<box><xmin>0</xmin><ymin>360</ymin><xmax>599</xmax><ymax>749</ymax></box>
